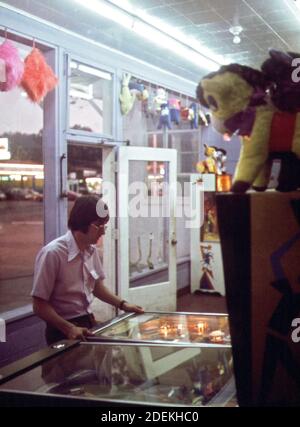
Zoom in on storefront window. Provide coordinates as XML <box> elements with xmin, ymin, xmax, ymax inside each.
<box><xmin>0</xmin><ymin>41</ymin><xmax>44</xmax><ymax>313</ymax></box>
<box><xmin>68</xmin><ymin>61</ymin><xmax>113</xmax><ymax>136</ymax></box>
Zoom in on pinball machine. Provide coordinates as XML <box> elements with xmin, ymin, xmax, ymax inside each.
<box><xmin>0</xmin><ymin>311</ymin><xmax>236</xmax><ymax>407</ymax></box>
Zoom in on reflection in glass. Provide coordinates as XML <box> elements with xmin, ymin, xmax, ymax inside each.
<box><xmin>67</xmin><ymin>142</ymin><xmax>103</xmax><ymax>257</ymax></box>
<box><xmin>69</xmin><ymin>61</ymin><xmax>112</xmax><ymax>135</ymax></box>
<box><xmin>128</xmin><ymin>160</ymin><xmax>169</xmax><ymax>287</ymax></box>
<box><xmin>0</xmin><ymin>342</ymin><xmax>235</xmax><ymax>406</ymax></box>
<box><xmin>93</xmin><ymin>313</ymin><xmax>231</xmax><ymax>346</ymax></box>
<box><xmin>0</xmin><ymin>41</ymin><xmax>44</xmax><ymax>312</ymax></box>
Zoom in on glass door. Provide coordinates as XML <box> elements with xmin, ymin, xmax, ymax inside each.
<box><xmin>118</xmin><ymin>147</ymin><xmax>177</xmax><ymax>311</ymax></box>
<box><xmin>66</xmin><ymin>141</ymin><xmax>116</xmax><ymax>322</ymax></box>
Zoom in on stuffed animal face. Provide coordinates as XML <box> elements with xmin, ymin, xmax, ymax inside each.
<box><xmin>196</xmin><ymin>55</ymin><xmax>300</xmax><ymax>193</ymax></box>
<box><xmin>200</xmin><ymin>71</ymin><xmax>253</xmax><ymax>133</ymax></box>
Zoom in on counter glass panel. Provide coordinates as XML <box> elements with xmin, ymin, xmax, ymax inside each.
<box><xmin>0</xmin><ymin>342</ymin><xmax>235</xmax><ymax>407</ymax></box>
<box><xmin>91</xmin><ymin>312</ymin><xmax>230</xmax><ymax>346</ymax></box>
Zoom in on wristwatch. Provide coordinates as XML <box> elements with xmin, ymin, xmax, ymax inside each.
<box><xmin>119</xmin><ymin>300</ymin><xmax>127</xmax><ymax>310</ymax></box>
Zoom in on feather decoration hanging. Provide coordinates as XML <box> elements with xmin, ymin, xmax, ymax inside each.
<box><xmin>21</xmin><ymin>47</ymin><xmax>58</xmax><ymax>103</ymax></box>
<box><xmin>0</xmin><ymin>39</ymin><xmax>24</xmax><ymax>91</ymax></box>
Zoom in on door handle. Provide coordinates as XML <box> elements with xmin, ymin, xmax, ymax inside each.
<box><xmin>60</xmin><ymin>153</ymin><xmax>68</xmax><ymax>198</ymax></box>
<box><xmin>171</xmin><ymin>239</ymin><xmax>177</xmax><ymax>245</ymax></box>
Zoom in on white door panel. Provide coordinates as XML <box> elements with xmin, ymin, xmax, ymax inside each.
<box><xmin>118</xmin><ymin>147</ymin><xmax>177</xmax><ymax>311</ymax></box>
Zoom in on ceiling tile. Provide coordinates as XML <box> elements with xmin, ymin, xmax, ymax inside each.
<box><xmin>167</xmin><ymin>0</ymin><xmax>212</xmax><ymax>15</ymax></box>
<box><xmin>184</xmin><ymin>9</ymin><xmax>227</xmax><ymax>25</ymax></box>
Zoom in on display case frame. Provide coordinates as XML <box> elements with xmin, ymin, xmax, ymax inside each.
<box><xmin>89</xmin><ymin>311</ymin><xmax>231</xmax><ymax>348</ymax></box>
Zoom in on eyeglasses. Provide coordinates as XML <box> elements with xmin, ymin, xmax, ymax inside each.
<box><xmin>91</xmin><ymin>223</ymin><xmax>108</xmax><ymax>231</ymax></box>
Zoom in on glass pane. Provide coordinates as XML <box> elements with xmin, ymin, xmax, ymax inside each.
<box><xmin>168</xmin><ymin>132</ymin><xmax>200</xmax><ymax>173</ymax></box>
<box><xmin>0</xmin><ymin>41</ymin><xmax>44</xmax><ymax>313</ymax></box>
<box><xmin>0</xmin><ymin>342</ymin><xmax>235</xmax><ymax>407</ymax></box>
<box><xmin>93</xmin><ymin>313</ymin><xmax>231</xmax><ymax>345</ymax></box>
<box><xmin>67</xmin><ymin>142</ymin><xmax>103</xmax><ymax>256</ymax></box>
<box><xmin>128</xmin><ymin>160</ymin><xmax>169</xmax><ymax>287</ymax></box>
<box><xmin>69</xmin><ymin>61</ymin><xmax>113</xmax><ymax>135</ymax></box>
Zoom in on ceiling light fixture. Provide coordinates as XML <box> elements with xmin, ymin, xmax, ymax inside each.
<box><xmin>70</xmin><ymin>61</ymin><xmax>112</xmax><ymax>80</ymax></box>
<box><xmin>295</xmin><ymin>0</ymin><xmax>300</xmax><ymax>10</ymax></box>
<box><xmin>72</xmin><ymin>0</ymin><xmax>225</xmax><ymax>71</ymax></box>
<box><xmin>70</xmin><ymin>83</ymin><xmax>94</xmax><ymax>100</ymax></box>
<box><xmin>229</xmin><ymin>25</ymin><xmax>243</xmax><ymax>44</ymax></box>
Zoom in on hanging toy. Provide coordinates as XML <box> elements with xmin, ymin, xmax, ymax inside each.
<box><xmin>21</xmin><ymin>47</ymin><xmax>58</xmax><ymax>102</ymax></box>
<box><xmin>189</xmin><ymin>102</ymin><xmax>198</xmax><ymax>129</ymax></box>
<box><xmin>129</xmin><ymin>80</ymin><xmax>149</xmax><ymax>101</ymax></box>
<box><xmin>0</xmin><ymin>39</ymin><xmax>24</xmax><ymax>92</ymax></box>
<box><xmin>153</xmin><ymin>88</ymin><xmax>167</xmax><ymax>112</ymax></box>
<box><xmin>157</xmin><ymin>102</ymin><xmax>172</xmax><ymax>130</ymax></box>
<box><xmin>119</xmin><ymin>73</ymin><xmax>136</xmax><ymax>115</ymax></box>
<box><xmin>168</xmin><ymin>98</ymin><xmax>181</xmax><ymax>124</ymax></box>
<box><xmin>180</xmin><ymin>106</ymin><xmax>190</xmax><ymax>121</ymax></box>
<box><xmin>198</xmin><ymin>110</ymin><xmax>209</xmax><ymax>126</ymax></box>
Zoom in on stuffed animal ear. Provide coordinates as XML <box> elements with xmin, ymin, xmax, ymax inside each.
<box><xmin>0</xmin><ymin>40</ymin><xmax>24</xmax><ymax>91</ymax></box>
<box><xmin>268</xmin><ymin>49</ymin><xmax>292</xmax><ymax>65</ymax></box>
<box><xmin>21</xmin><ymin>48</ymin><xmax>58</xmax><ymax>103</ymax></box>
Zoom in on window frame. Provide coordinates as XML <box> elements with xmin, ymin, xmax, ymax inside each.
<box><xmin>66</xmin><ymin>55</ymin><xmax>116</xmax><ymax>142</ymax></box>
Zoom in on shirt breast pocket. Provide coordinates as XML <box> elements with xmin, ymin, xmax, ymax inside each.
<box><xmin>84</xmin><ymin>264</ymin><xmax>100</xmax><ymax>293</ymax></box>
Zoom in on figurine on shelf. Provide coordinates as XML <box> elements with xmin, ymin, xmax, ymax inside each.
<box><xmin>212</xmin><ymin>147</ymin><xmax>227</xmax><ymax>175</ymax></box>
<box><xmin>196</xmin><ymin>144</ymin><xmax>217</xmax><ymax>174</ymax></box>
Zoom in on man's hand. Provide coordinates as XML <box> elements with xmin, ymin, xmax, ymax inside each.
<box><xmin>122</xmin><ymin>302</ymin><xmax>144</xmax><ymax>314</ymax></box>
<box><xmin>65</xmin><ymin>325</ymin><xmax>94</xmax><ymax>341</ymax></box>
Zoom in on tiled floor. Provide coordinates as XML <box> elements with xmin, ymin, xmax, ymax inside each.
<box><xmin>177</xmin><ymin>291</ymin><xmax>228</xmax><ymax>314</ymax></box>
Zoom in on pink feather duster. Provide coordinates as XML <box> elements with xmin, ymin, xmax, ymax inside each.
<box><xmin>21</xmin><ymin>48</ymin><xmax>58</xmax><ymax>103</ymax></box>
<box><xmin>0</xmin><ymin>40</ymin><xmax>24</xmax><ymax>91</ymax></box>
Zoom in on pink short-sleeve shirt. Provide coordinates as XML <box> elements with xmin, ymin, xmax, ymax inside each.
<box><xmin>31</xmin><ymin>230</ymin><xmax>105</xmax><ymax>319</ymax></box>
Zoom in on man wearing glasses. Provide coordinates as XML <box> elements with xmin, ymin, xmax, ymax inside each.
<box><xmin>31</xmin><ymin>195</ymin><xmax>144</xmax><ymax>345</ymax></box>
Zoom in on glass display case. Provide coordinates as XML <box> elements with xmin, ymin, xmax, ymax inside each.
<box><xmin>90</xmin><ymin>312</ymin><xmax>231</xmax><ymax>346</ymax></box>
<box><xmin>0</xmin><ymin>341</ymin><xmax>235</xmax><ymax>407</ymax></box>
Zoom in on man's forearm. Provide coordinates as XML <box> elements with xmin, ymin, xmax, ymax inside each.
<box><xmin>32</xmin><ymin>297</ymin><xmax>75</xmax><ymax>336</ymax></box>
<box><xmin>93</xmin><ymin>281</ymin><xmax>122</xmax><ymax>308</ymax></box>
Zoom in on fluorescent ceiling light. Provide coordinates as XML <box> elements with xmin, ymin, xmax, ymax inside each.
<box><xmin>70</xmin><ymin>84</ymin><xmax>94</xmax><ymax>100</ymax></box>
<box><xmin>71</xmin><ymin>61</ymin><xmax>112</xmax><ymax>80</ymax></box>
<box><xmin>72</xmin><ymin>0</ymin><xmax>225</xmax><ymax>71</ymax></box>
<box><xmin>285</xmin><ymin>0</ymin><xmax>300</xmax><ymax>20</ymax></box>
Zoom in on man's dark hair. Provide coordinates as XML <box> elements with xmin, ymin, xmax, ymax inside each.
<box><xmin>68</xmin><ymin>196</ymin><xmax>109</xmax><ymax>233</ymax></box>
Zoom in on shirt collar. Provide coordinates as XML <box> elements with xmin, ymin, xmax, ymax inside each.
<box><xmin>66</xmin><ymin>230</ymin><xmax>95</xmax><ymax>262</ymax></box>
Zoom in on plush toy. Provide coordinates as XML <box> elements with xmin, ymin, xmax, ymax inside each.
<box><xmin>198</xmin><ymin>110</ymin><xmax>209</xmax><ymax>126</ymax></box>
<box><xmin>189</xmin><ymin>102</ymin><xmax>198</xmax><ymax>129</ymax></box>
<box><xmin>168</xmin><ymin>98</ymin><xmax>181</xmax><ymax>124</ymax></box>
<box><xmin>196</xmin><ymin>144</ymin><xmax>217</xmax><ymax>174</ymax></box>
<box><xmin>196</xmin><ymin>49</ymin><xmax>300</xmax><ymax>193</ymax></box>
<box><xmin>21</xmin><ymin>47</ymin><xmax>58</xmax><ymax>103</ymax></box>
<box><xmin>157</xmin><ymin>102</ymin><xmax>171</xmax><ymax>130</ymax></box>
<box><xmin>129</xmin><ymin>80</ymin><xmax>149</xmax><ymax>101</ymax></box>
<box><xmin>119</xmin><ymin>73</ymin><xmax>136</xmax><ymax>115</ymax></box>
<box><xmin>0</xmin><ymin>40</ymin><xmax>24</xmax><ymax>92</ymax></box>
<box><xmin>153</xmin><ymin>88</ymin><xmax>167</xmax><ymax>112</ymax></box>
<box><xmin>180</xmin><ymin>106</ymin><xmax>190</xmax><ymax>121</ymax></box>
